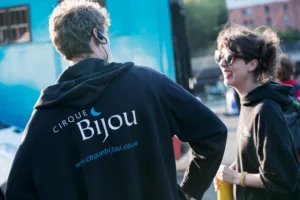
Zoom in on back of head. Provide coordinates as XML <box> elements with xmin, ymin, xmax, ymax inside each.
<box><xmin>276</xmin><ymin>54</ymin><xmax>295</xmax><ymax>82</ymax></box>
<box><xmin>217</xmin><ymin>23</ymin><xmax>282</xmax><ymax>83</ymax></box>
<box><xmin>49</xmin><ymin>0</ymin><xmax>110</xmax><ymax>61</ymax></box>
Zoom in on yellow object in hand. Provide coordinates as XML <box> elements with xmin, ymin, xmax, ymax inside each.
<box><xmin>217</xmin><ymin>179</ymin><xmax>233</xmax><ymax>200</ymax></box>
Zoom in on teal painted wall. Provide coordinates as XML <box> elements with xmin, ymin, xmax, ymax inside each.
<box><xmin>0</xmin><ymin>0</ymin><xmax>175</xmax><ymax>128</ymax></box>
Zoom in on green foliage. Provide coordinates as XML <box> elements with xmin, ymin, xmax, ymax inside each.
<box><xmin>183</xmin><ymin>0</ymin><xmax>228</xmax><ymax>55</ymax></box>
<box><xmin>278</xmin><ymin>27</ymin><xmax>300</xmax><ymax>41</ymax></box>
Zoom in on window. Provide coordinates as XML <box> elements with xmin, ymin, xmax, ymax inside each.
<box><xmin>0</xmin><ymin>5</ymin><xmax>31</xmax><ymax>45</ymax></box>
<box><xmin>283</xmin><ymin>4</ymin><xmax>288</xmax><ymax>11</ymax></box>
<box><xmin>284</xmin><ymin>15</ymin><xmax>290</xmax><ymax>24</ymax></box>
<box><xmin>243</xmin><ymin>20</ymin><xmax>255</xmax><ymax>29</ymax></box>
<box><xmin>266</xmin><ymin>18</ymin><xmax>272</xmax><ymax>26</ymax></box>
<box><xmin>242</xmin><ymin>8</ymin><xmax>252</xmax><ymax>16</ymax></box>
<box><xmin>246</xmin><ymin>8</ymin><xmax>253</xmax><ymax>16</ymax></box>
<box><xmin>264</xmin><ymin>6</ymin><xmax>270</xmax><ymax>14</ymax></box>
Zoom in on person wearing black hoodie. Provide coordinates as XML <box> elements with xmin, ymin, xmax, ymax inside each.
<box><xmin>5</xmin><ymin>1</ymin><xmax>227</xmax><ymax>200</ymax></box>
<box><xmin>214</xmin><ymin>23</ymin><xmax>300</xmax><ymax>200</ymax></box>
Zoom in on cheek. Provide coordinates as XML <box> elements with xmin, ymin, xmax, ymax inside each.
<box><xmin>232</xmin><ymin>64</ymin><xmax>248</xmax><ymax>78</ymax></box>
<box><xmin>235</xmin><ymin>69</ymin><xmax>247</xmax><ymax>78</ymax></box>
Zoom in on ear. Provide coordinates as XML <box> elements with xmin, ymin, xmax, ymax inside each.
<box><xmin>92</xmin><ymin>28</ymin><xmax>98</xmax><ymax>38</ymax></box>
<box><xmin>91</xmin><ymin>28</ymin><xmax>100</xmax><ymax>45</ymax></box>
<box><xmin>248</xmin><ymin>59</ymin><xmax>259</xmax><ymax>72</ymax></box>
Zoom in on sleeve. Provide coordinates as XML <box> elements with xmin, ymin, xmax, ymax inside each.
<box><xmin>161</xmin><ymin>75</ymin><xmax>228</xmax><ymax>199</ymax></box>
<box><xmin>255</xmin><ymin>103</ymin><xmax>300</xmax><ymax>197</ymax></box>
<box><xmin>5</xmin><ymin>115</ymin><xmax>39</xmax><ymax>200</ymax></box>
<box><xmin>5</xmin><ymin>143</ymin><xmax>38</xmax><ymax>200</ymax></box>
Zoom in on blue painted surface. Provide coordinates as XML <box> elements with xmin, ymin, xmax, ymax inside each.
<box><xmin>107</xmin><ymin>0</ymin><xmax>175</xmax><ymax>78</ymax></box>
<box><xmin>0</xmin><ymin>0</ymin><xmax>175</xmax><ymax>129</ymax></box>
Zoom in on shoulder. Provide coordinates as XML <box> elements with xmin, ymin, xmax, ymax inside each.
<box><xmin>129</xmin><ymin>65</ymin><xmax>165</xmax><ymax>79</ymax></box>
<box><xmin>22</xmin><ymin>109</ymin><xmax>50</xmax><ymax>141</ymax></box>
<box><xmin>254</xmin><ymin>99</ymin><xmax>285</xmax><ymax>122</ymax></box>
<box><xmin>260</xmin><ymin>99</ymin><xmax>282</xmax><ymax>112</ymax></box>
<box><xmin>250</xmin><ymin>100</ymin><xmax>290</xmax><ymax>144</ymax></box>
<box><xmin>128</xmin><ymin>65</ymin><xmax>176</xmax><ymax>87</ymax></box>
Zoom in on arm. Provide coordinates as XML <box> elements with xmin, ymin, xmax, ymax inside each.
<box><xmin>5</xmin><ymin>114</ymin><xmax>39</xmax><ymax>200</ymax></box>
<box><xmin>216</xmin><ymin>165</ymin><xmax>264</xmax><ymax>188</ymax></box>
<box><xmin>5</xmin><ymin>142</ymin><xmax>38</xmax><ymax>200</ymax></box>
<box><xmin>255</xmin><ymin>104</ymin><xmax>299</xmax><ymax>196</ymax></box>
<box><xmin>243</xmin><ymin>174</ymin><xmax>264</xmax><ymax>188</ymax></box>
<box><xmin>161</xmin><ymin>75</ymin><xmax>228</xmax><ymax>199</ymax></box>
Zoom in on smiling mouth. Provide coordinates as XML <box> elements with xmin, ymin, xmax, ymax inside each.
<box><xmin>223</xmin><ymin>71</ymin><xmax>233</xmax><ymax>79</ymax></box>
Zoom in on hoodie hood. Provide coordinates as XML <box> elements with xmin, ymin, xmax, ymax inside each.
<box><xmin>242</xmin><ymin>81</ymin><xmax>292</xmax><ymax>108</ymax></box>
<box><xmin>35</xmin><ymin>59</ymin><xmax>133</xmax><ymax>109</ymax></box>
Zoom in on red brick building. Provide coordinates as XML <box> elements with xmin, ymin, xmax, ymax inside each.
<box><xmin>226</xmin><ymin>0</ymin><xmax>300</xmax><ymax>32</ymax></box>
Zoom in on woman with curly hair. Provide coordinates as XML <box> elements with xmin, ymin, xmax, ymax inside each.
<box><xmin>214</xmin><ymin>23</ymin><xmax>300</xmax><ymax>200</ymax></box>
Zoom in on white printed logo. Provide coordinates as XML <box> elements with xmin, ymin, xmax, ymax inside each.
<box><xmin>77</xmin><ymin>110</ymin><xmax>138</xmax><ymax>142</ymax></box>
<box><xmin>52</xmin><ymin>108</ymin><xmax>138</xmax><ymax>143</ymax></box>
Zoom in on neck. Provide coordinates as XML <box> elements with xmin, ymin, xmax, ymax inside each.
<box><xmin>235</xmin><ymin>77</ymin><xmax>261</xmax><ymax>98</ymax></box>
<box><xmin>69</xmin><ymin>53</ymin><xmax>106</xmax><ymax>65</ymax></box>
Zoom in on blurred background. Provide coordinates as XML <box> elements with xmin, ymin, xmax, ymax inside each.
<box><xmin>1</xmin><ymin>0</ymin><xmax>300</xmax><ymax>199</ymax></box>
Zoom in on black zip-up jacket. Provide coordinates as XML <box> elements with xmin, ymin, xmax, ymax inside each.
<box><xmin>5</xmin><ymin>59</ymin><xmax>227</xmax><ymax>200</ymax></box>
<box><xmin>235</xmin><ymin>82</ymin><xmax>300</xmax><ymax>200</ymax></box>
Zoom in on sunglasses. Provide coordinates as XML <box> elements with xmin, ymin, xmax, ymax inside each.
<box><xmin>214</xmin><ymin>50</ymin><xmax>243</xmax><ymax>65</ymax></box>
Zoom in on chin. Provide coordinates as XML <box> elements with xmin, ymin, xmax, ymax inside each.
<box><xmin>223</xmin><ymin>79</ymin><xmax>234</xmax><ymax>87</ymax></box>
<box><xmin>224</xmin><ymin>75</ymin><xmax>239</xmax><ymax>87</ymax></box>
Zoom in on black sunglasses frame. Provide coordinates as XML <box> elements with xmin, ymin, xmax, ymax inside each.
<box><xmin>215</xmin><ymin>50</ymin><xmax>244</xmax><ymax>65</ymax></box>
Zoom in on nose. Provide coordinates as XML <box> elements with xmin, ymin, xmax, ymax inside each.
<box><xmin>218</xmin><ymin>59</ymin><xmax>227</xmax><ymax>68</ymax></box>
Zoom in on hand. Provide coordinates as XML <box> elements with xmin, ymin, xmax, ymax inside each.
<box><xmin>214</xmin><ymin>162</ymin><xmax>234</xmax><ymax>191</ymax></box>
<box><xmin>217</xmin><ymin>164</ymin><xmax>240</xmax><ymax>185</ymax></box>
<box><xmin>185</xmin><ymin>194</ymin><xmax>191</xmax><ymax>200</ymax></box>
<box><xmin>214</xmin><ymin>161</ymin><xmax>237</xmax><ymax>191</ymax></box>
<box><xmin>229</xmin><ymin>161</ymin><xmax>237</xmax><ymax>170</ymax></box>
<box><xmin>213</xmin><ymin>176</ymin><xmax>219</xmax><ymax>192</ymax></box>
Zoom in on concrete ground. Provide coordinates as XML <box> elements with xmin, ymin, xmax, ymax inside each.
<box><xmin>176</xmin><ymin>108</ymin><xmax>239</xmax><ymax>200</ymax></box>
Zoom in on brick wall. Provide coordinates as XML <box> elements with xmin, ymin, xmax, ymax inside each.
<box><xmin>228</xmin><ymin>0</ymin><xmax>300</xmax><ymax>32</ymax></box>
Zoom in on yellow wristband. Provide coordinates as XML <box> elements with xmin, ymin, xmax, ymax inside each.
<box><xmin>240</xmin><ymin>172</ymin><xmax>248</xmax><ymax>187</ymax></box>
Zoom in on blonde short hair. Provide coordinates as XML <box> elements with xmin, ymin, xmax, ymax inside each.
<box><xmin>49</xmin><ymin>0</ymin><xmax>110</xmax><ymax>60</ymax></box>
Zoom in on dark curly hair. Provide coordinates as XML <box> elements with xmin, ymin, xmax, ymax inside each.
<box><xmin>216</xmin><ymin>23</ymin><xmax>282</xmax><ymax>83</ymax></box>
<box><xmin>276</xmin><ymin>54</ymin><xmax>295</xmax><ymax>81</ymax></box>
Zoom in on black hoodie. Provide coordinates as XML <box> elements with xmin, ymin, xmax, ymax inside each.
<box><xmin>234</xmin><ymin>82</ymin><xmax>300</xmax><ymax>200</ymax></box>
<box><xmin>5</xmin><ymin>59</ymin><xmax>227</xmax><ymax>200</ymax></box>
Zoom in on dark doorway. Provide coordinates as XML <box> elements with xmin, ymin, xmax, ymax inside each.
<box><xmin>169</xmin><ymin>0</ymin><xmax>194</xmax><ymax>94</ymax></box>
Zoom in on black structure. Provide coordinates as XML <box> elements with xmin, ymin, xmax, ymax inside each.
<box><xmin>169</xmin><ymin>0</ymin><xmax>194</xmax><ymax>94</ymax></box>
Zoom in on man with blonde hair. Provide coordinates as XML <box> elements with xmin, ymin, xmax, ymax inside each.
<box><xmin>5</xmin><ymin>1</ymin><xmax>227</xmax><ymax>199</ymax></box>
